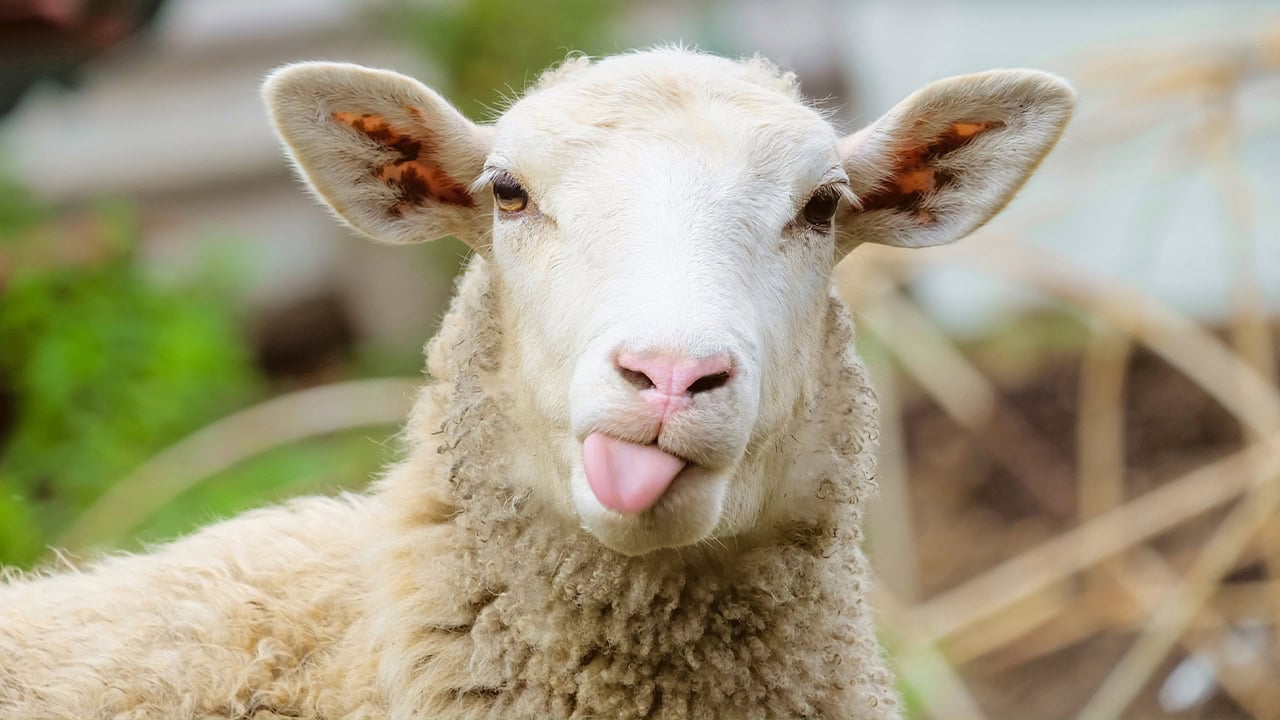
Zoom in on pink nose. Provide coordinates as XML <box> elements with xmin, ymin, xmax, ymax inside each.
<box><xmin>615</xmin><ymin>349</ymin><xmax>734</xmax><ymax>418</ymax></box>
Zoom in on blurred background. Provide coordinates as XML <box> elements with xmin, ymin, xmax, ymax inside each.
<box><xmin>2</xmin><ymin>0</ymin><xmax>1279</xmax><ymax>717</ymax></box>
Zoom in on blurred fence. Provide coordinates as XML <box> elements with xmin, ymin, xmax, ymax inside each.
<box><xmin>847</xmin><ymin>28</ymin><xmax>1280</xmax><ymax>720</ymax></box>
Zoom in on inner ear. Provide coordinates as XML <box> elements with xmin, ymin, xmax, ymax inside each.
<box><xmin>856</xmin><ymin>120</ymin><xmax>1004</xmax><ymax>224</ymax></box>
<box><xmin>331</xmin><ymin>109</ymin><xmax>476</xmax><ymax>217</ymax></box>
<box><xmin>264</xmin><ymin>62</ymin><xmax>492</xmax><ymax>247</ymax></box>
<box><xmin>835</xmin><ymin>69</ymin><xmax>1074</xmax><ymax>252</ymax></box>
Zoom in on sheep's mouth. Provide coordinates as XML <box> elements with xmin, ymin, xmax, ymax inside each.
<box><xmin>582</xmin><ymin>432</ymin><xmax>701</xmax><ymax>515</ymax></box>
<box><xmin>573</xmin><ymin>431</ymin><xmax>731</xmax><ymax>554</ymax></box>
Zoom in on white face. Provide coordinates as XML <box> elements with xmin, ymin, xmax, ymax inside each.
<box><xmin>265</xmin><ymin>49</ymin><xmax>1074</xmax><ymax>557</ymax></box>
<box><xmin>483</xmin><ymin>65</ymin><xmax>848</xmax><ymax>554</ymax></box>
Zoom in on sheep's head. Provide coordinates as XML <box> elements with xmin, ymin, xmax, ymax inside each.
<box><xmin>264</xmin><ymin>48</ymin><xmax>1073</xmax><ymax>555</ymax></box>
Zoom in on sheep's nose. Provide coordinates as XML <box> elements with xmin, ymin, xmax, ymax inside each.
<box><xmin>615</xmin><ymin>349</ymin><xmax>734</xmax><ymax>401</ymax></box>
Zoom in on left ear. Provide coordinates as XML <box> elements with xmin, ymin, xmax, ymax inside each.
<box><xmin>835</xmin><ymin>69</ymin><xmax>1074</xmax><ymax>253</ymax></box>
<box><xmin>263</xmin><ymin>62</ymin><xmax>493</xmax><ymax>249</ymax></box>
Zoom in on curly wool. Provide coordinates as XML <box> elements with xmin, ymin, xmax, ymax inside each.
<box><xmin>0</xmin><ymin>257</ymin><xmax>898</xmax><ymax>719</ymax></box>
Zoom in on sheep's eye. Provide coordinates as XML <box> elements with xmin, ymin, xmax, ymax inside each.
<box><xmin>492</xmin><ymin>175</ymin><xmax>529</xmax><ymax>213</ymax></box>
<box><xmin>801</xmin><ymin>187</ymin><xmax>840</xmax><ymax>229</ymax></box>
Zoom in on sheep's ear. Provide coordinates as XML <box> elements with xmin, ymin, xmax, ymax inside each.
<box><xmin>263</xmin><ymin>62</ymin><xmax>492</xmax><ymax>248</ymax></box>
<box><xmin>835</xmin><ymin>69</ymin><xmax>1074</xmax><ymax>253</ymax></box>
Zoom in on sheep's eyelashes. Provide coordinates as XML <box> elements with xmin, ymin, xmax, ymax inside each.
<box><xmin>801</xmin><ymin>188</ymin><xmax>840</xmax><ymax>229</ymax></box>
<box><xmin>492</xmin><ymin>176</ymin><xmax>529</xmax><ymax>213</ymax></box>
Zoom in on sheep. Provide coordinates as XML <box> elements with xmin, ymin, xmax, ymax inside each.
<box><xmin>0</xmin><ymin>47</ymin><xmax>1074</xmax><ymax>719</ymax></box>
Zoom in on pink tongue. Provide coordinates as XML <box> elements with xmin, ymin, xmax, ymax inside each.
<box><xmin>583</xmin><ymin>433</ymin><xmax>687</xmax><ymax>514</ymax></box>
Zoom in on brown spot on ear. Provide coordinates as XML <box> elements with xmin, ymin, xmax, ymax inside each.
<box><xmin>332</xmin><ymin>109</ymin><xmax>475</xmax><ymax>214</ymax></box>
<box><xmin>951</xmin><ymin>122</ymin><xmax>988</xmax><ymax>138</ymax></box>
<box><xmin>856</xmin><ymin>120</ymin><xmax>1004</xmax><ymax>222</ymax></box>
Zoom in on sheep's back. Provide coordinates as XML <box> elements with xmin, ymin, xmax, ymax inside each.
<box><xmin>0</xmin><ymin>493</ymin><xmax>386</xmax><ymax>719</ymax></box>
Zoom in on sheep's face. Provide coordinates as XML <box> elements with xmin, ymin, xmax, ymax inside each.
<box><xmin>265</xmin><ymin>49</ymin><xmax>1074</xmax><ymax>555</ymax></box>
<box><xmin>483</xmin><ymin>55</ymin><xmax>847</xmax><ymax>554</ymax></box>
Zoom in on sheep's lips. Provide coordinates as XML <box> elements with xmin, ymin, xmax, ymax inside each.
<box><xmin>582</xmin><ymin>432</ymin><xmax>687</xmax><ymax>514</ymax></box>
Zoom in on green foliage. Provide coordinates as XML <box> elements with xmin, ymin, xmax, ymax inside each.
<box><xmin>392</xmin><ymin>0</ymin><xmax>623</xmax><ymax>119</ymax></box>
<box><xmin>128</xmin><ymin>430</ymin><xmax>393</xmax><ymax>549</ymax></box>
<box><xmin>0</xmin><ymin>178</ymin><xmax>50</xmax><ymax>237</ymax></box>
<box><xmin>0</xmin><ymin>195</ymin><xmax>257</xmax><ymax>567</ymax></box>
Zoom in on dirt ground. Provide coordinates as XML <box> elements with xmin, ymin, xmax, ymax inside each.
<box><xmin>900</xmin><ymin>326</ymin><xmax>1270</xmax><ymax>718</ymax></box>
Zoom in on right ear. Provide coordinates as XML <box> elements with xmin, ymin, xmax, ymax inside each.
<box><xmin>263</xmin><ymin>62</ymin><xmax>493</xmax><ymax>248</ymax></box>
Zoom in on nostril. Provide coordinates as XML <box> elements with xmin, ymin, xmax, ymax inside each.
<box><xmin>615</xmin><ymin>349</ymin><xmax>733</xmax><ymax>399</ymax></box>
<box><xmin>618</xmin><ymin>366</ymin><xmax>655</xmax><ymax>391</ymax></box>
<box><xmin>686</xmin><ymin>371</ymin><xmax>731</xmax><ymax>395</ymax></box>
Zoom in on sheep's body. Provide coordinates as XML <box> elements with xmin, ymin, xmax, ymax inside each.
<box><xmin>0</xmin><ymin>258</ymin><xmax>896</xmax><ymax>719</ymax></box>
<box><xmin>0</xmin><ymin>495</ymin><xmax>382</xmax><ymax>718</ymax></box>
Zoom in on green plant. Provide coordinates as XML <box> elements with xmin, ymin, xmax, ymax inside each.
<box><xmin>393</xmin><ymin>0</ymin><xmax>623</xmax><ymax>120</ymax></box>
<box><xmin>127</xmin><ymin>430</ymin><xmax>392</xmax><ymax>548</ymax></box>
<box><xmin>0</xmin><ymin>194</ymin><xmax>256</xmax><ymax>567</ymax></box>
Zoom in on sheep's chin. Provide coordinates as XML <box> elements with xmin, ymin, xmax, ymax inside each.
<box><xmin>570</xmin><ymin>462</ymin><xmax>729</xmax><ymax>556</ymax></box>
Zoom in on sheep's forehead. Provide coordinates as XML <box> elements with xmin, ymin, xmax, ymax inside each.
<box><xmin>492</xmin><ymin>52</ymin><xmax>840</xmax><ymax>193</ymax></box>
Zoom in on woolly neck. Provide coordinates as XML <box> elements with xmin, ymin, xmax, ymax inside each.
<box><xmin>368</xmin><ymin>256</ymin><xmax>899</xmax><ymax>719</ymax></box>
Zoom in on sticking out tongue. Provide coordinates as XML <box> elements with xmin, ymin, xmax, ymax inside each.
<box><xmin>583</xmin><ymin>432</ymin><xmax>687</xmax><ymax>514</ymax></box>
